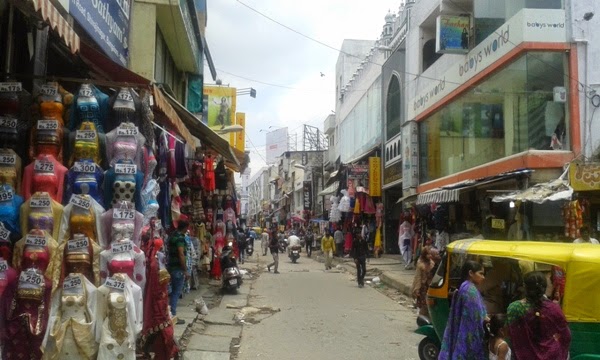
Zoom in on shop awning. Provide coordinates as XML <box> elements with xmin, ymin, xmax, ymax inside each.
<box><xmin>151</xmin><ymin>85</ymin><xmax>198</xmax><ymax>146</ymax></box>
<box><xmin>396</xmin><ymin>193</ymin><xmax>418</xmax><ymax>204</ymax></box>
<box><xmin>492</xmin><ymin>178</ymin><xmax>573</xmax><ymax>204</ymax></box>
<box><xmin>79</xmin><ymin>42</ymin><xmax>151</xmax><ymax>86</ymax></box>
<box><xmin>157</xmin><ymin>86</ymin><xmax>241</xmax><ymax>171</ymax></box>
<box><xmin>14</xmin><ymin>0</ymin><xmax>80</xmax><ymax>54</ymax></box>
<box><xmin>318</xmin><ymin>181</ymin><xmax>339</xmax><ymax>196</ymax></box>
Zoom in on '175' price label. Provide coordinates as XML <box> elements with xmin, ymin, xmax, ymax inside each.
<box><xmin>112</xmin><ymin>241</ymin><xmax>133</xmax><ymax>253</ymax></box>
<box><xmin>20</xmin><ymin>270</ymin><xmax>43</xmax><ymax>285</ymax></box>
<box><xmin>116</xmin><ymin>127</ymin><xmax>138</xmax><ymax>136</ymax></box>
<box><xmin>0</xmin><ymin>259</ymin><xmax>7</xmax><ymax>272</ymax></box>
<box><xmin>25</xmin><ymin>234</ymin><xmax>47</xmax><ymax>247</ymax></box>
<box><xmin>0</xmin><ymin>82</ymin><xmax>22</xmax><ymax>92</ymax></box>
<box><xmin>39</xmin><ymin>84</ymin><xmax>58</xmax><ymax>97</ymax></box>
<box><xmin>70</xmin><ymin>195</ymin><xmax>91</xmax><ymax>210</ymax></box>
<box><xmin>63</xmin><ymin>275</ymin><xmax>83</xmax><ymax>290</ymax></box>
<box><xmin>75</xmin><ymin>130</ymin><xmax>97</xmax><ymax>140</ymax></box>
<box><xmin>115</xmin><ymin>163</ymin><xmax>137</xmax><ymax>174</ymax></box>
<box><xmin>117</xmin><ymin>89</ymin><xmax>133</xmax><ymax>102</ymax></box>
<box><xmin>30</xmin><ymin>196</ymin><xmax>51</xmax><ymax>208</ymax></box>
<box><xmin>34</xmin><ymin>160</ymin><xmax>54</xmax><ymax>172</ymax></box>
<box><xmin>67</xmin><ymin>237</ymin><xmax>89</xmax><ymax>251</ymax></box>
<box><xmin>0</xmin><ymin>190</ymin><xmax>13</xmax><ymax>202</ymax></box>
<box><xmin>79</xmin><ymin>85</ymin><xmax>93</xmax><ymax>98</ymax></box>
<box><xmin>113</xmin><ymin>209</ymin><xmax>135</xmax><ymax>220</ymax></box>
<box><xmin>0</xmin><ymin>226</ymin><xmax>10</xmax><ymax>241</ymax></box>
<box><xmin>0</xmin><ymin>116</ymin><xmax>17</xmax><ymax>129</ymax></box>
<box><xmin>105</xmin><ymin>277</ymin><xmax>125</xmax><ymax>290</ymax></box>
<box><xmin>37</xmin><ymin>119</ymin><xmax>59</xmax><ymax>130</ymax></box>
<box><xmin>73</xmin><ymin>161</ymin><xmax>96</xmax><ymax>173</ymax></box>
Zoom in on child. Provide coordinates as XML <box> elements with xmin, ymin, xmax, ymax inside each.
<box><xmin>488</xmin><ymin>314</ymin><xmax>512</xmax><ymax>360</ymax></box>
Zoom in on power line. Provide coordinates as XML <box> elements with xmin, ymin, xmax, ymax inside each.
<box><xmin>246</xmin><ymin>136</ymin><xmax>268</xmax><ymax>163</ymax></box>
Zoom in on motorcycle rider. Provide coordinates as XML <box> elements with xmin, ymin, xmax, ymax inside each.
<box><xmin>221</xmin><ymin>245</ymin><xmax>238</xmax><ymax>270</ymax></box>
<box><xmin>287</xmin><ymin>232</ymin><xmax>301</xmax><ymax>257</ymax></box>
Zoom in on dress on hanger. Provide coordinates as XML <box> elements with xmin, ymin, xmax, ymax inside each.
<box><xmin>63</xmin><ymin>160</ymin><xmax>105</xmax><ymax>207</ymax></box>
<box><xmin>100</xmin><ymin>203</ymin><xmax>144</xmax><ymax>250</ymax></box>
<box><xmin>214</xmin><ymin>159</ymin><xmax>227</xmax><ymax>192</ymax></box>
<box><xmin>20</xmin><ymin>192</ymin><xmax>64</xmax><ymax>241</ymax></box>
<box><xmin>142</xmin><ymin>146</ymin><xmax>157</xmax><ymax>187</ymax></box>
<box><xmin>21</xmin><ymin>154</ymin><xmax>68</xmax><ymax>202</ymax></box>
<box><xmin>0</xmin><ymin>149</ymin><xmax>22</xmax><ymax>195</ymax></box>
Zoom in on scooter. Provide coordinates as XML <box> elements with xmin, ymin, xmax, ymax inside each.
<box><xmin>278</xmin><ymin>238</ymin><xmax>288</xmax><ymax>253</ymax></box>
<box><xmin>246</xmin><ymin>238</ymin><xmax>254</xmax><ymax>256</ymax></box>
<box><xmin>415</xmin><ymin>315</ymin><xmax>440</xmax><ymax>360</ymax></box>
<box><xmin>289</xmin><ymin>245</ymin><xmax>301</xmax><ymax>263</ymax></box>
<box><xmin>221</xmin><ymin>246</ymin><xmax>243</xmax><ymax>293</ymax></box>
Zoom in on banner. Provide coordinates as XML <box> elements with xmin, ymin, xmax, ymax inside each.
<box><xmin>203</xmin><ymin>86</ymin><xmax>237</xmax><ymax>133</ymax></box>
<box><xmin>369</xmin><ymin>157</ymin><xmax>382</xmax><ymax>197</ymax></box>
<box><xmin>569</xmin><ymin>163</ymin><xmax>600</xmax><ymax>191</ymax></box>
<box><xmin>402</xmin><ymin>121</ymin><xmax>419</xmax><ymax>190</ymax></box>
<box><xmin>303</xmin><ymin>181</ymin><xmax>312</xmax><ymax>210</ymax></box>
<box><xmin>69</xmin><ymin>0</ymin><xmax>131</xmax><ymax>66</ymax></box>
<box><xmin>266</xmin><ymin>127</ymin><xmax>289</xmax><ymax>164</ymax></box>
<box><xmin>347</xmin><ymin>163</ymin><xmax>369</xmax><ymax>197</ymax></box>
<box><xmin>234</xmin><ymin>112</ymin><xmax>246</xmax><ymax>152</ymax></box>
<box><xmin>436</xmin><ymin>15</ymin><xmax>471</xmax><ymax>54</ymax></box>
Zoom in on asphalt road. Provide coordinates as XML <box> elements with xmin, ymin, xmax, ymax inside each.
<box><xmin>234</xmin><ymin>252</ymin><xmax>421</xmax><ymax>360</ymax></box>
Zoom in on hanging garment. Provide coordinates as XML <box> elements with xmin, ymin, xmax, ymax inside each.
<box><xmin>107</xmin><ymin>88</ymin><xmax>143</xmax><ymax>132</ymax></box>
<box><xmin>138</xmin><ymin>90</ymin><xmax>155</xmax><ymax>149</ymax></box>
<box><xmin>167</xmin><ymin>133</ymin><xmax>177</xmax><ymax>179</ymax></box>
<box><xmin>68</xmin><ymin>83</ymin><xmax>109</xmax><ymax>133</ymax></box>
<box><xmin>65</xmin><ymin>121</ymin><xmax>107</xmax><ymax>168</ymax></box>
<box><xmin>175</xmin><ymin>140</ymin><xmax>187</xmax><ymax>179</ymax></box>
<box><xmin>142</xmin><ymin>146</ymin><xmax>157</xmax><ymax>187</ymax></box>
<box><xmin>103</xmin><ymin>160</ymin><xmax>144</xmax><ymax>211</ymax></box>
<box><xmin>141</xmin><ymin>179</ymin><xmax>160</xmax><ymax>225</ymax></box>
<box><xmin>100</xmin><ymin>203</ymin><xmax>144</xmax><ymax>250</ymax></box>
<box><xmin>203</xmin><ymin>155</ymin><xmax>215</xmax><ymax>192</ymax></box>
<box><xmin>21</xmin><ymin>154</ymin><xmax>68</xmax><ymax>202</ymax></box>
<box><xmin>214</xmin><ymin>159</ymin><xmax>227</xmax><ymax>191</ymax></box>
<box><xmin>63</xmin><ymin>160</ymin><xmax>105</xmax><ymax>207</ymax></box>
<box><xmin>105</xmin><ymin>123</ymin><xmax>146</xmax><ymax>170</ymax></box>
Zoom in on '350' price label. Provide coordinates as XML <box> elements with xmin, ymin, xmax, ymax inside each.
<box><xmin>34</xmin><ymin>160</ymin><xmax>54</xmax><ymax>172</ymax></box>
<box><xmin>115</xmin><ymin>163</ymin><xmax>137</xmax><ymax>174</ymax></box>
<box><xmin>19</xmin><ymin>270</ymin><xmax>43</xmax><ymax>285</ymax></box>
<box><xmin>30</xmin><ymin>196</ymin><xmax>51</xmax><ymax>208</ymax></box>
<box><xmin>113</xmin><ymin>209</ymin><xmax>135</xmax><ymax>220</ymax></box>
<box><xmin>67</xmin><ymin>237</ymin><xmax>89</xmax><ymax>251</ymax></box>
<box><xmin>73</xmin><ymin>161</ymin><xmax>96</xmax><ymax>173</ymax></box>
<box><xmin>70</xmin><ymin>194</ymin><xmax>91</xmax><ymax>210</ymax></box>
<box><xmin>0</xmin><ymin>190</ymin><xmax>13</xmax><ymax>202</ymax></box>
<box><xmin>112</xmin><ymin>241</ymin><xmax>133</xmax><ymax>253</ymax></box>
<box><xmin>105</xmin><ymin>277</ymin><xmax>125</xmax><ymax>290</ymax></box>
<box><xmin>25</xmin><ymin>234</ymin><xmax>47</xmax><ymax>247</ymax></box>
<box><xmin>63</xmin><ymin>275</ymin><xmax>83</xmax><ymax>290</ymax></box>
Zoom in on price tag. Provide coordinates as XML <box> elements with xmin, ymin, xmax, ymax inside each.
<box><xmin>113</xmin><ymin>209</ymin><xmax>135</xmax><ymax>220</ymax></box>
<box><xmin>116</xmin><ymin>127</ymin><xmax>138</xmax><ymax>136</ymax></box>
<box><xmin>19</xmin><ymin>270</ymin><xmax>43</xmax><ymax>285</ymax></box>
<box><xmin>79</xmin><ymin>85</ymin><xmax>93</xmax><ymax>98</ymax></box>
<box><xmin>0</xmin><ymin>189</ymin><xmax>13</xmax><ymax>202</ymax></box>
<box><xmin>70</xmin><ymin>194</ymin><xmax>91</xmax><ymax>210</ymax></box>
<box><xmin>37</xmin><ymin>119</ymin><xmax>59</xmax><ymax>130</ymax></box>
<box><xmin>0</xmin><ymin>259</ymin><xmax>7</xmax><ymax>272</ymax></box>
<box><xmin>67</xmin><ymin>237</ymin><xmax>89</xmax><ymax>251</ymax></box>
<box><xmin>115</xmin><ymin>163</ymin><xmax>137</xmax><ymax>174</ymax></box>
<box><xmin>39</xmin><ymin>84</ymin><xmax>58</xmax><ymax>97</ymax></box>
<box><xmin>117</xmin><ymin>89</ymin><xmax>133</xmax><ymax>102</ymax></box>
<box><xmin>34</xmin><ymin>160</ymin><xmax>55</xmax><ymax>172</ymax></box>
<box><xmin>0</xmin><ymin>116</ymin><xmax>17</xmax><ymax>129</ymax></box>
<box><xmin>73</xmin><ymin>161</ymin><xmax>96</xmax><ymax>173</ymax></box>
<box><xmin>75</xmin><ymin>130</ymin><xmax>97</xmax><ymax>140</ymax></box>
<box><xmin>0</xmin><ymin>82</ymin><xmax>22</xmax><ymax>92</ymax></box>
<box><xmin>0</xmin><ymin>153</ymin><xmax>16</xmax><ymax>165</ymax></box>
<box><xmin>63</xmin><ymin>275</ymin><xmax>83</xmax><ymax>291</ymax></box>
<box><xmin>25</xmin><ymin>234</ymin><xmax>47</xmax><ymax>247</ymax></box>
<box><xmin>30</xmin><ymin>195</ymin><xmax>51</xmax><ymax>208</ymax></box>
<box><xmin>105</xmin><ymin>277</ymin><xmax>126</xmax><ymax>290</ymax></box>
<box><xmin>112</xmin><ymin>241</ymin><xmax>133</xmax><ymax>253</ymax></box>
<box><xmin>0</xmin><ymin>226</ymin><xmax>10</xmax><ymax>241</ymax></box>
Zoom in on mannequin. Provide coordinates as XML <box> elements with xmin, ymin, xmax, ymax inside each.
<box><xmin>12</xmin><ymin>229</ymin><xmax>58</xmax><ymax>279</ymax></box>
<box><xmin>0</xmin><ymin>252</ymin><xmax>18</xmax><ymax>356</ymax></box>
<box><xmin>21</xmin><ymin>154</ymin><xmax>68</xmax><ymax>202</ymax></box>
<box><xmin>41</xmin><ymin>273</ymin><xmax>98</xmax><ymax>359</ymax></box>
<box><xmin>0</xmin><ymin>148</ymin><xmax>22</xmax><ymax>195</ymax></box>
<box><xmin>100</xmin><ymin>239</ymin><xmax>146</xmax><ymax>291</ymax></box>
<box><xmin>65</xmin><ymin>121</ymin><xmax>107</xmax><ymax>168</ymax></box>
<box><xmin>100</xmin><ymin>201</ymin><xmax>144</xmax><ymax>249</ymax></box>
<box><xmin>50</xmin><ymin>232</ymin><xmax>102</xmax><ymax>292</ymax></box>
<box><xmin>107</xmin><ymin>88</ymin><xmax>142</xmax><ymax>132</ymax></box>
<box><xmin>103</xmin><ymin>159</ymin><xmax>144</xmax><ymax>210</ymax></box>
<box><xmin>68</xmin><ymin>83</ymin><xmax>109</xmax><ymax>133</ymax></box>
<box><xmin>20</xmin><ymin>192</ymin><xmax>64</xmax><ymax>241</ymax></box>
<box><xmin>57</xmin><ymin>194</ymin><xmax>104</xmax><ymax>245</ymax></box>
<box><xmin>29</xmin><ymin>117</ymin><xmax>64</xmax><ymax>162</ymax></box>
<box><xmin>63</xmin><ymin>159</ymin><xmax>105</xmax><ymax>207</ymax></box>
<box><xmin>96</xmin><ymin>273</ymin><xmax>143</xmax><ymax>360</ymax></box>
<box><xmin>0</xmin><ymin>184</ymin><xmax>23</xmax><ymax>241</ymax></box>
<box><xmin>105</xmin><ymin>122</ymin><xmax>146</xmax><ymax>170</ymax></box>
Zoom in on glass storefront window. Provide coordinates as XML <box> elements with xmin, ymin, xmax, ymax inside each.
<box><xmin>386</xmin><ymin>75</ymin><xmax>401</xmax><ymax>140</ymax></box>
<box><xmin>419</xmin><ymin>51</ymin><xmax>569</xmax><ymax>183</ymax></box>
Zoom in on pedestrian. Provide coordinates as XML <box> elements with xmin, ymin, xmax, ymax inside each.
<box><xmin>439</xmin><ymin>260</ymin><xmax>487</xmax><ymax>360</ymax></box>
<box><xmin>344</xmin><ymin>230</ymin><xmax>353</xmax><ymax>257</ymax></box>
<box><xmin>412</xmin><ymin>246</ymin><xmax>435</xmax><ymax>316</ymax></box>
<box><xmin>305</xmin><ymin>228</ymin><xmax>314</xmax><ymax>257</ymax></box>
<box><xmin>267</xmin><ymin>231</ymin><xmax>280</xmax><ymax>274</ymax></box>
<box><xmin>351</xmin><ymin>232</ymin><xmax>369</xmax><ymax>288</ymax></box>
<box><xmin>237</xmin><ymin>229</ymin><xmax>247</xmax><ymax>264</ymax></box>
<box><xmin>487</xmin><ymin>314</ymin><xmax>511</xmax><ymax>360</ymax></box>
<box><xmin>168</xmin><ymin>220</ymin><xmax>190</xmax><ymax>324</ymax></box>
<box><xmin>573</xmin><ymin>226</ymin><xmax>599</xmax><ymax>244</ymax></box>
<box><xmin>398</xmin><ymin>219</ymin><xmax>415</xmax><ymax>269</ymax></box>
<box><xmin>321</xmin><ymin>230</ymin><xmax>336</xmax><ymax>270</ymax></box>
<box><xmin>261</xmin><ymin>228</ymin><xmax>269</xmax><ymax>256</ymax></box>
<box><xmin>435</xmin><ymin>227</ymin><xmax>450</xmax><ymax>250</ymax></box>
<box><xmin>506</xmin><ymin>271</ymin><xmax>571</xmax><ymax>360</ymax></box>
<box><xmin>334</xmin><ymin>228</ymin><xmax>344</xmax><ymax>257</ymax></box>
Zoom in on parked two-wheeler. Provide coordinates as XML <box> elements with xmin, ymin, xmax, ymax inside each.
<box><xmin>289</xmin><ymin>245</ymin><xmax>301</xmax><ymax>263</ymax></box>
<box><xmin>246</xmin><ymin>239</ymin><xmax>254</xmax><ymax>257</ymax></box>
<box><xmin>221</xmin><ymin>244</ymin><xmax>243</xmax><ymax>293</ymax></box>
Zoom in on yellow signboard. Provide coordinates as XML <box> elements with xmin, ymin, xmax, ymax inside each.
<box><xmin>203</xmin><ymin>85</ymin><xmax>237</xmax><ymax>133</ymax></box>
<box><xmin>569</xmin><ymin>162</ymin><xmax>600</xmax><ymax>191</ymax></box>
<box><xmin>235</xmin><ymin>112</ymin><xmax>246</xmax><ymax>152</ymax></box>
<box><xmin>369</xmin><ymin>157</ymin><xmax>382</xmax><ymax>197</ymax></box>
<box><xmin>491</xmin><ymin>218</ymin><xmax>505</xmax><ymax>230</ymax></box>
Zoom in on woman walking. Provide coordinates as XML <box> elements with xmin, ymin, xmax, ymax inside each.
<box><xmin>439</xmin><ymin>260</ymin><xmax>488</xmax><ymax>360</ymax></box>
<box><xmin>412</xmin><ymin>246</ymin><xmax>435</xmax><ymax>316</ymax></box>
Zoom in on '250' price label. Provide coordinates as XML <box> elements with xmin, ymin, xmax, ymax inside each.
<box><xmin>25</xmin><ymin>234</ymin><xmax>47</xmax><ymax>247</ymax></box>
<box><xmin>67</xmin><ymin>237</ymin><xmax>89</xmax><ymax>251</ymax></box>
<box><xmin>0</xmin><ymin>154</ymin><xmax>16</xmax><ymax>165</ymax></box>
<box><xmin>75</xmin><ymin>130</ymin><xmax>97</xmax><ymax>140</ymax></box>
<box><xmin>63</xmin><ymin>275</ymin><xmax>83</xmax><ymax>291</ymax></box>
<box><xmin>0</xmin><ymin>226</ymin><xmax>10</xmax><ymax>241</ymax></box>
<box><xmin>30</xmin><ymin>196</ymin><xmax>51</xmax><ymax>208</ymax></box>
<box><xmin>70</xmin><ymin>195</ymin><xmax>91</xmax><ymax>210</ymax></box>
<box><xmin>19</xmin><ymin>270</ymin><xmax>43</xmax><ymax>285</ymax></box>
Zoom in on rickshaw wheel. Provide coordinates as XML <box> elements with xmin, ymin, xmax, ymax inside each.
<box><xmin>418</xmin><ymin>338</ymin><xmax>439</xmax><ymax>360</ymax></box>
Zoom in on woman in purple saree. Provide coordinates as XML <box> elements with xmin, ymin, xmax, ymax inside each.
<box><xmin>439</xmin><ymin>260</ymin><xmax>488</xmax><ymax>360</ymax></box>
<box><xmin>507</xmin><ymin>271</ymin><xmax>571</xmax><ymax>360</ymax></box>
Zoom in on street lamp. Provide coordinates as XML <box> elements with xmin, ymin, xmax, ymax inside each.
<box><xmin>237</xmin><ymin>87</ymin><xmax>257</xmax><ymax>98</ymax></box>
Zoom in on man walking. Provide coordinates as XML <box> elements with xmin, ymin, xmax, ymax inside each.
<box><xmin>351</xmin><ymin>233</ymin><xmax>369</xmax><ymax>288</ymax></box>
<box><xmin>321</xmin><ymin>230</ymin><xmax>336</xmax><ymax>270</ymax></box>
<box><xmin>261</xmin><ymin>228</ymin><xmax>269</xmax><ymax>255</ymax></box>
<box><xmin>267</xmin><ymin>231</ymin><xmax>280</xmax><ymax>274</ymax></box>
<box><xmin>168</xmin><ymin>220</ymin><xmax>190</xmax><ymax>324</ymax></box>
<box><xmin>305</xmin><ymin>228</ymin><xmax>314</xmax><ymax>257</ymax></box>
<box><xmin>334</xmin><ymin>228</ymin><xmax>344</xmax><ymax>257</ymax></box>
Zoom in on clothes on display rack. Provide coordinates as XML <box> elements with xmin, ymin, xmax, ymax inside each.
<box><xmin>21</xmin><ymin>154</ymin><xmax>68</xmax><ymax>202</ymax></box>
<box><xmin>63</xmin><ymin>160</ymin><xmax>105</xmax><ymax>207</ymax></box>
<box><xmin>64</xmin><ymin>121</ymin><xmax>108</xmax><ymax>168</ymax></box>
<box><xmin>68</xmin><ymin>83</ymin><xmax>109</xmax><ymax>134</ymax></box>
<box><xmin>20</xmin><ymin>192</ymin><xmax>64</xmax><ymax>241</ymax></box>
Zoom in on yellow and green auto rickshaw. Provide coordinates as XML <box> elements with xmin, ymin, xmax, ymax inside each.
<box><xmin>415</xmin><ymin>239</ymin><xmax>600</xmax><ymax>360</ymax></box>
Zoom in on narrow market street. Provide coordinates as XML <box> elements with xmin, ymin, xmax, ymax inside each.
<box><xmin>180</xmin><ymin>251</ymin><xmax>421</xmax><ymax>360</ymax></box>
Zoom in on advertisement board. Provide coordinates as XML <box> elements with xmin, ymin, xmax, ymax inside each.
<box><xmin>265</xmin><ymin>127</ymin><xmax>289</xmax><ymax>164</ymax></box>
<box><xmin>234</xmin><ymin>112</ymin><xmax>246</xmax><ymax>152</ymax></box>
<box><xmin>69</xmin><ymin>0</ymin><xmax>131</xmax><ymax>66</ymax></box>
<box><xmin>347</xmin><ymin>163</ymin><xmax>369</xmax><ymax>197</ymax></box>
<box><xmin>303</xmin><ymin>181</ymin><xmax>312</xmax><ymax>210</ymax></box>
<box><xmin>203</xmin><ymin>86</ymin><xmax>237</xmax><ymax>132</ymax></box>
<box><xmin>436</xmin><ymin>15</ymin><xmax>471</xmax><ymax>54</ymax></box>
<box><xmin>569</xmin><ymin>163</ymin><xmax>600</xmax><ymax>191</ymax></box>
<box><xmin>402</xmin><ymin>121</ymin><xmax>419</xmax><ymax>190</ymax></box>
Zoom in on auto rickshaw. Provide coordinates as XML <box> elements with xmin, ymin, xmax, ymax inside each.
<box><xmin>415</xmin><ymin>239</ymin><xmax>600</xmax><ymax>360</ymax></box>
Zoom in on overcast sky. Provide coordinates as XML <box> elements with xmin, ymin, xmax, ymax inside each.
<box><xmin>204</xmin><ymin>0</ymin><xmax>402</xmax><ymax>177</ymax></box>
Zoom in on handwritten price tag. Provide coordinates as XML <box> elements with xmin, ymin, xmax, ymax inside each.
<box><xmin>25</xmin><ymin>234</ymin><xmax>47</xmax><ymax>247</ymax></box>
<box><xmin>105</xmin><ymin>277</ymin><xmax>125</xmax><ymax>290</ymax></box>
<box><xmin>67</xmin><ymin>237</ymin><xmax>89</xmax><ymax>251</ymax></box>
<box><xmin>0</xmin><ymin>226</ymin><xmax>10</xmax><ymax>241</ymax></box>
<box><xmin>70</xmin><ymin>194</ymin><xmax>91</xmax><ymax>210</ymax></box>
<box><xmin>117</xmin><ymin>89</ymin><xmax>133</xmax><ymax>102</ymax></box>
<box><xmin>34</xmin><ymin>160</ymin><xmax>55</xmax><ymax>172</ymax></box>
<box><xmin>78</xmin><ymin>85</ymin><xmax>93</xmax><ymax>97</ymax></box>
<box><xmin>0</xmin><ymin>116</ymin><xmax>17</xmax><ymax>129</ymax></box>
<box><xmin>113</xmin><ymin>209</ymin><xmax>135</xmax><ymax>220</ymax></box>
<box><xmin>116</xmin><ymin>127</ymin><xmax>138</xmax><ymax>136</ymax></box>
<box><xmin>115</xmin><ymin>163</ymin><xmax>137</xmax><ymax>174</ymax></box>
<box><xmin>112</xmin><ymin>241</ymin><xmax>133</xmax><ymax>253</ymax></box>
<box><xmin>0</xmin><ymin>82</ymin><xmax>22</xmax><ymax>92</ymax></box>
<box><xmin>0</xmin><ymin>190</ymin><xmax>13</xmax><ymax>202</ymax></box>
<box><xmin>30</xmin><ymin>195</ymin><xmax>51</xmax><ymax>208</ymax></box>
<box><xmin>75</xmin><ymin>130</ymin><xmax>97</xmax><ymax>140</ymax></box>
<box><xmin>39</xmin><ymin>84</ymin><xmax>58</xmax><ymax>97</ymax></box>
<box><xmin>73</xmin><ymin>161</ymin><xmax>96</xmax><ymax>173</ymax></box>
<box><xmin>19</xmin><ymin>270</ymin><xmax>43</xmax><ymax>285</ymax></box>
<box><xmin>0</xmin><ymin>259</ymin><xmax>7</xmax><ymax>272</ymax></box>
<box><xmin>37</xmin><ymin>119</ymin><xmax>59</xmax><ymax>130</ymax></box>
<box><xmin>63</xmin><ymin>275</ymin><xmax>83</xmax><ymax>291</ymax></box>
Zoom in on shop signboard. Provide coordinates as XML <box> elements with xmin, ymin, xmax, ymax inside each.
<box><xmin>369</xmin><ymin>157</ymin><xmax>381</xmax><ymax>197</ymax></box>
<box><xmin>436</xmin><ymin>15</ymin><xmax>471</xmax><ymax>54</ymax></box>
<box><xmin>384</xmin><ymin>162</ymin><xmax>402</xmax><ymax>186</ymax></box>
<box><xmin>203</xmin><ymin>86</ymin><xmax>237</xmax><ymax>137</ymax></box>
<box><xmin>69</xmin><ymin>0</ymin><xmax>131</xmax><ymax>66</ymax></box>
<box><xmin>402</xmin><ymin>121</ymin><xmax>419</xmax><ymax>190</ymax></box>
<box><xmin>569</xmin><ymin>163</ymin><xmax>600</xmax><ymax>191</ymax></box>
<box><xmin>347</xmin><ymin>163</ymin><xmax>369</xmax><ymax>197</ymax></box>
<box><xmin>234</xmin><ymin>112</ymin><xmax>246</xmax><ymax>152</ymax></box>
<box><xmin>266</xmin><ymin>127</ymin><xmax>289</xmax><ymax>164</ymax></box>
<box><xmin>303</xmin><ymin>181</ymin><xmax>312</xmax><ymax>210</ymax></box>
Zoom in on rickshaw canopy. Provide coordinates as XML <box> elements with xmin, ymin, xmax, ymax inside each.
<box><xmin>446</xmin><ymin>239</ymin><xmax>600</xmax><ymax>323</ymax></box>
